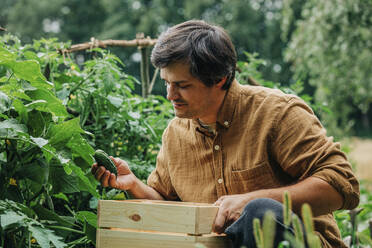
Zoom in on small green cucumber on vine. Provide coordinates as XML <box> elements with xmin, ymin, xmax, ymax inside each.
<box><xmin>94</xmin><ymin>149</ymin><xmax>117</xmax><ymax>176</ymax></box>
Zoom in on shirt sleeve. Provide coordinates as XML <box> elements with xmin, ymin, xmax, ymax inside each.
<box><xmin>271</xmin><ymin>96</ymin><xmax>360</xmax><ymax>210</ymax></box>
<box><xmin>147</xmin><ymin>128</ymin><xmax>179</xmax><ymax>200</ymax></box>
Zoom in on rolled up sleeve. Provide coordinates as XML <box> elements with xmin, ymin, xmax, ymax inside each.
<box><xmin>311</xmin><ymin>164</ymin><xmax>360</xmax><ymax>210</ymax></box>
<box><xmin>272</xmin><ymin>97</ymin><xmax>360</xmax><ymax>210</ymax></box>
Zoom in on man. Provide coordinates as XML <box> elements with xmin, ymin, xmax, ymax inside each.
<box><xmin>92</xmin><ymin>20</ymin><xmax>359</xmax><ymax>247</ymax></box>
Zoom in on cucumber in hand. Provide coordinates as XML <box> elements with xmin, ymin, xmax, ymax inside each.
<box><xmin>93</xmin><ymin>149</ymin><xmax>118</xmax><ymax>176</ymax></box>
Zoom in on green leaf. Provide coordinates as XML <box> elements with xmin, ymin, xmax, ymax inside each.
<box><xmin>28</xmin><ymin>225</ymin><xmax>66</xmax><ymax>248</ymax></box>
<box><xmin>23</xmin><ymin>51</ymin><xmax>40</xmax><ymax>62</ymax></box>
<box><xmin>32</xmin><ymin>204</ymin><xmax>75</xmax><ymax>228</ymax></box>
<box><xmin>0</xmin><ymin>82</ymin><xmax>34</xmax><ymax>101</ymax></box>
<box><xmin>11</xmin><ymin>60</ymin><xmax>51</xmax><ymax>89</ymax></box>
<box><xmin>27</xmin><ymin>88</ymin><xmax>68</xmax><ymax>118</ymax></box>
<box><xmin>0</xmin><ymin>91</ymin><xmax>11</xmax><ymax>113</ymax></box>
<box><xmin>128</xmin><ymin>111</ymin><xmax>140</xmax><ymax>119</ymax></box>
<box><xmin>4</xmin><ymin>185</ymin><xmax>24</xmax><ymax>202</ymax></box>
<box><xmin>12</xmin><ymin>98</ymin><xmax>28</xmax><ymax>122</ymax></box>
<box><xmin>41</xmin><ymin>143</ymin><xmax>57</xmax><ymax>163</ymax></box>
<box><xmin>66</xmin><ymin>133</ymin><xmax>94</xmax><ymax>166</ymax></box>
<box><xmin>19</xmin><ymin>159</ymin><xmax>49</xmax><ymax>185</ymax></box>
<box><xmin>0</xmin><ymin>211</ymin><xmax>25</xmax><ymax>229</ymax></box>
<box><xmin>31</xmin><ymin>136</ymin><xmax>49</xmax><ymax>148</ymax></box>
<box><xmin>0</xmin><ymin>118</ymin><xmax>28</xmax><ymax>137</ymax></box>
<box><xmin>0</xmin><ymin>46</ymin><xmax>16</xmax><ymax>64</ymax></box>
<box><xmin>26</xmin><ymin>110</ymin><xmax>50</xmax><ymax>137</ymax></box>
<box><xmin>76</xmin><ymin>211</ymin><xmax>97</xmax><ymax>228</ymax></box>
<box><xmin>62</xmin><ymin>161</ymin><xmax>72</xmax><ymax>174</ymax></box>
<box><xmin>49</xmin><ymin>164</ymin><xmax>80</xmax><ymax>194</ymax></box>
<box><xmin>52</xmin><ymin>192</ymin><xmax>69</xmax><ymax>202</ymax></box>
<box><xmin>107</xmin><ymin>95</ymin><xmax>123</xmax><ymax>108</ymax></box>
<box><xmin>84</xmin><ymin>221</ymin><xmax>97</xmax><ymax>245</ymax></box>
<box><xmin>48</xmin><ymin>118</ymin><xmax>84</xmax><ymax>146</ymax></box>
<box><xmin>70</xmin><ymin>163</ymin><xmax>99</xmax><ymax>198</ymax></box>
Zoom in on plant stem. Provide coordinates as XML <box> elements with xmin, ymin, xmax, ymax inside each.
<box><xmin>69</xmin><ymin>71</ymin><xmax>95</xmax><ymax>95</ymax></box>
<box><xmin>6</xmin><ymin>72</ymin><xmax>14</xmax><ymax>83</ymax></box>
<box><xmin>48</xmin><ymin>225</ymin><xmax>84</xmax><ymax>234</ymax></box>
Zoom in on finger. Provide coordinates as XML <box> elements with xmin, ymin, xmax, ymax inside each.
<box><xmin>91</xmin><ymin>163</ymin><xmax>98</xmax><ymax>175</ymax></box>
<box><xmin>111</xmin><ymin>156</ymin><xmax>123</xmax><ymax>166</ymax></box>
<box><xmin>100</xmin><ymin>170</ymin><xmax>111</xmax><ymax>187</ymax></box>
<box><xmin>214</xmin><ymin>195</ymin><xmax>226</xmax><ymax>206</ymax></box>
<box><xmin>114</xmin><ymin>157</ymin><xmax>129</xmax><ymax>168</ymax></box>
<box><xmin>112</xmin><ymin>157</ymin><xmax>131</xmax><ymax>174</ymax></box>
<box><xmin>109</xmin><ymin>173</ymin><xmax>117</xmax><ymax>188</ymax></box>
<box><xmin>94</xmin><ymin>166</ymin><xmax>106</xmax><ymax>180</ymax></box>
<box><xmin>110</xmin><ymin>156</ymin><xmax>118</xmax><ymax>164</ymax></box>
<box><xmin>225</xmin><ymin>212</ymin><xmax>239</xmax><ymax>228</ymax></box>
<box><xmin>213</xmin><ymin>208</ymin><xmax>228</xmax><ymax>234</ymax></box>
<box><xmin>232</xmin><ymin>211</ymin><xmax>241</xmax><ymax>222</ymax></box>
<box><xmin>214</xmin><ymin>199</ymin><xmax>222</xmax><ymax>206</ymax></box>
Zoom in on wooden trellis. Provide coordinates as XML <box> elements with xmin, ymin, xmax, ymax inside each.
<box><xmin>61</xmin><ymin>34</ymin><xmax>158</xmax><ymax>98</ymax></box>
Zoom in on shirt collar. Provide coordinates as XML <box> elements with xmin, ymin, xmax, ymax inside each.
<box><xmin>216</xmin><ymin>79</ymin><xmax>239</xmax><ymax>129</ymax></box>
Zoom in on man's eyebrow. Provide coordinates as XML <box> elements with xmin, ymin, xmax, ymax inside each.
<box><xmin>162</xmin><ymin>79</ymin><xmax>189</xmax><ymax>84</ymax></box>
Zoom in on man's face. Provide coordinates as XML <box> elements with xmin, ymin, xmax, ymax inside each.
<box><xmin>160</xmin><ymin>62</ymin><xmax>225</xmax><ymax>123</ymax></box>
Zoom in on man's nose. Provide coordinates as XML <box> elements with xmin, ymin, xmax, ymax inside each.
<box><xmin>166</xmin><ymin>84</ymin><xmax>179</xmax><ymax>101</ymax></box>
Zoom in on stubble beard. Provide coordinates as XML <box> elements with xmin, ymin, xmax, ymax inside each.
<box><xmin>174</xmin><ymin>108</ymin><xmax>194</xmax><ymax>119</ymax></box>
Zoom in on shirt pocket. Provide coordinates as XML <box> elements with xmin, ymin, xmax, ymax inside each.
<box><xmin>229</xmin><ymin>162</ymin><xmax>277</xmax><ymax>194</ymax></box>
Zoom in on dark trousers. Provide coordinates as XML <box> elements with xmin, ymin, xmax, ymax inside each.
<box><xmin>225</xmin><ymin>198</ymin><xmax>297</xmax><ymax>248</ymax></box>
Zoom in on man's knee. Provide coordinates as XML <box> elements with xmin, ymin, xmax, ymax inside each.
<box><xmin>243</xmin><ymin>198</ymin><xmax>284</xmax><ymax>220</ymax></box>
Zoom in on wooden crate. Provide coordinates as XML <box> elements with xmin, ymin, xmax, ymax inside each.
<box><xmin>96</xmin><ymin>200</ymin><xmax>232</xmax><ymax>248</ymax></box>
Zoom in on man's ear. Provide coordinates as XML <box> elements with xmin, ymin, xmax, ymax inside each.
<box><xmin>216</xmin><ymin>77</ymin><xmax>227</xmax><ymax>89</ymax></box>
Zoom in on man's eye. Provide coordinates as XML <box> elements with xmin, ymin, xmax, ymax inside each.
<box><xmin>179</xmin><ymin>85</ymin><xmax>190</xmax><ymax>89</ymax></box>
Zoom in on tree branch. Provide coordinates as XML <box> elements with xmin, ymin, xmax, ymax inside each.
<box><xmin>60</xmin><ymin>36</ymin><xmax>157</xmax><ymax>54</ymax></box>
<box><xmin>0</xmin><ymin>27</ymin><xmax>7</xmax><ymax>32</ymax></box>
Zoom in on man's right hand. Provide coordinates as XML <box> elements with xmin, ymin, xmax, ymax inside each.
<box><xmin>91</xmin><ymin>157</ymin><xmax>137</xmax><ymax>191</ymax></box>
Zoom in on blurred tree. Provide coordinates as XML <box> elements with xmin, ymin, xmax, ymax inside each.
<box><xmin>58</xmin><ymin>0</ymin><xmax>107</xmax><ymax>43</ymax></box>
<box><xmin>209</xmin><ymin>0</ymin><xmax>292</xmax><ymax>84</ymax></box>
<box><xmin>283</xmin><ymin>0</ymin><xmax>372</xmax><ymax>137</ymax></box>
<box><xmin>3</xmin><ymin>0</ymin><xmax>106</xmax><ymax>43</ymax></box>
<box><xmin>5</xmin><ymin>0</ymin><xmax>65</xmax><ymax>43</ymax></box>
<box><xmin>0</xmin><ymin>0</ymin><xmax>15</xmax><ymax>29</ymax></box>
<box><xmin>98</xmin><ymin>0</ymin><xmax>292</xmax><ymax>92</ymax></box>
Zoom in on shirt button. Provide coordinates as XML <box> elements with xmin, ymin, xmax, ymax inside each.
<box><xmin>224</xmin><ymin>121</ymin><xmax>229</xmax><ymax>126</ymax></box>
<box><xmin>217</xmin><ymin>178</ymin><xmax>223</xmax><ymax>184</ymax></box>
<box><xmin>214</xmin><ymin>145</ymin><xmax>220</xmax><ymax>150</ymax></box>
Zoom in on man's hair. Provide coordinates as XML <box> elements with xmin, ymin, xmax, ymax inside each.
<box><xmin>151</xmin><ymin>20</ymin><xmax>237</xmax><ymax>90</ymax></box>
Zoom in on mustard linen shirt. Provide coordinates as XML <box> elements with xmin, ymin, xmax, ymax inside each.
<box><xmin>147</xmin><ymin>80</ymin><xmax>360</xmax><ymax>247</ymax></box>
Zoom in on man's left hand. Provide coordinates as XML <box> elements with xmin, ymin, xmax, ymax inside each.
<box><xmin>213</xmin><ymin>193</ymin><xmax>254</xmax><ymax>234</ymax></box>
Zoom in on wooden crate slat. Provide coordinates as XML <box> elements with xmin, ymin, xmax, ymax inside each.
<box><xmin>98</xmin><ymin>200</ymin><xmax>218</xmax><ymax>234</ymax></box>
<box><xmin>97</xmin><ymin>228</ymin><xmax>231</xmax><ymax>248</ymax></box>
<box><xmin>196</xmin><ymin>205</ymin><xmax>220</xmax><ymax>234</ymax></box>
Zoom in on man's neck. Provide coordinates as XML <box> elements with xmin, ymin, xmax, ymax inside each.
<box><xmin>198</xmin><ymin>89</ymin><xmax>228</xmax><ymax>124</ymax></box>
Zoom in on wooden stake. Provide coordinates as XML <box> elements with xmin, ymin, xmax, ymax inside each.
<box><xmin>60</xmin><ymin>37</ymin><xmax>157</xmax><ymax>54</ymax></box>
